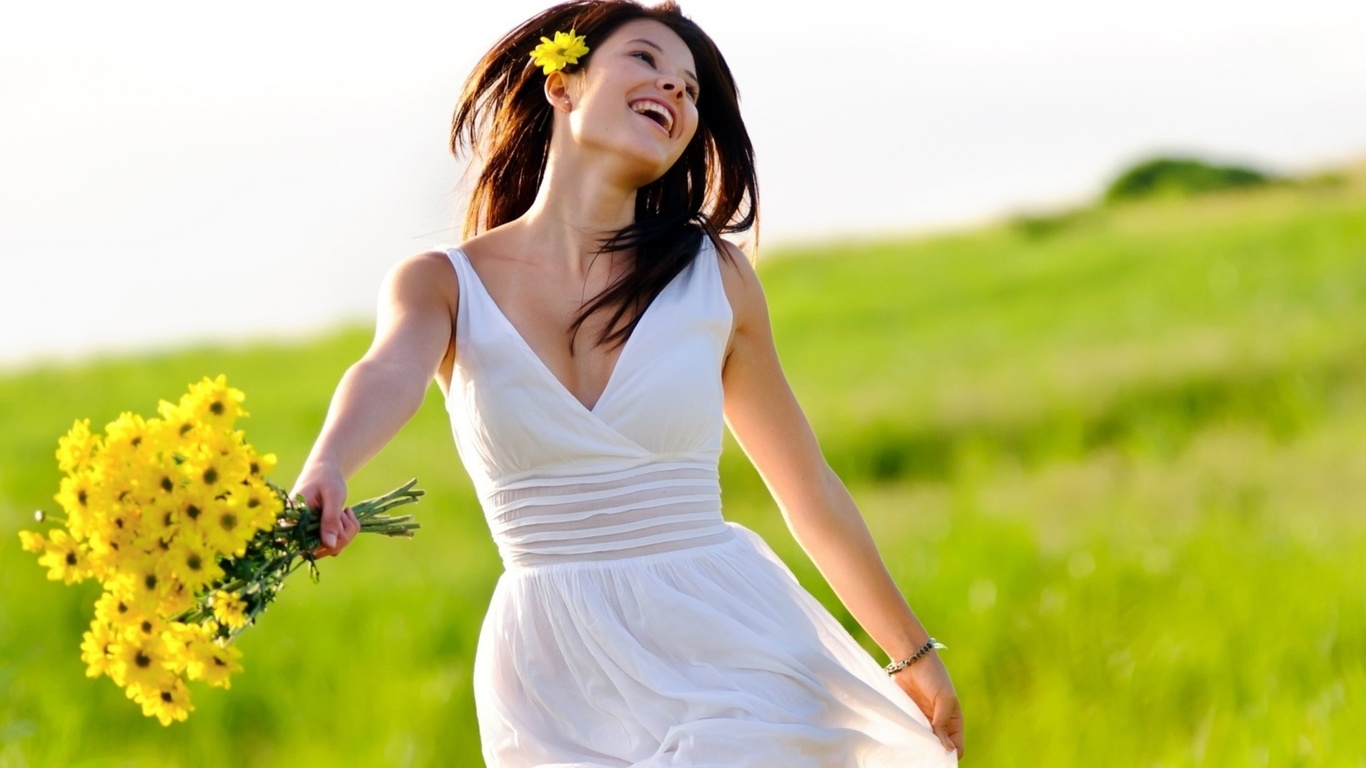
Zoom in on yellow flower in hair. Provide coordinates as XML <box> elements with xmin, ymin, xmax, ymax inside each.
<box><xmin>530</xmin><ymin>29</ymin><xmax>589</xmax><ymax>74</ymax></box>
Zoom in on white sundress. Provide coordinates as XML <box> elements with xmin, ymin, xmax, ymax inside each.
<box><xmin>442</xmin><ymin>239</ymin><xmax>956</xmax><ymax>768</ymax></box>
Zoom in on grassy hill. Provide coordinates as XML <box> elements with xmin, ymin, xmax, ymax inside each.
<box><xmin>3</xmin><ymin>161</ymin><xmax>1364</xmax><ymax>766</ymax></box>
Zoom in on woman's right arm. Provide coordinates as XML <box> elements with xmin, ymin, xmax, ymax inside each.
<box><xmin>292</xmin><ymin>250</ymin><xmax>457</xmax><ymax>556</ymax></box>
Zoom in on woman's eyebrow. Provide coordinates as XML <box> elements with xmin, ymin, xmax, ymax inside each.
<box><xmin>627</xmin><ymin>38</ymin><xmax>699</xmax><ymax>85</ymax></box>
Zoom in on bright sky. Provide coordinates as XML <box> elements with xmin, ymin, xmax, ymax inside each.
<box><xmin>2</xmin><ymin>0</ymin><xmax>1363</xmax><ymax>367</ymax></box>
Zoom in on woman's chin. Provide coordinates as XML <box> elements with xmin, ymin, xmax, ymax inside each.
<box><xmin>571</xmin><ymin>132</ymin><xmax>686</xmax><ymax>189</ymax></box>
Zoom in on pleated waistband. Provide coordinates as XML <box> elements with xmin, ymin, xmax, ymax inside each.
<box><xmin>484</xmin><ymin>462</ymin><xmax>733</xmax><ymax>569</ymax></box>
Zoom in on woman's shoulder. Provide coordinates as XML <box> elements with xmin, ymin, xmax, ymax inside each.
<box><xmin>402</xmin><ymin>248</ymin><xmax>457</xmax><ymax>267</ymax></box>
<box><xmin>390</xmin><ymin>248</ymin><xmax>459</xmax><ymax>283</ymax></box>
<box><xmin>397</xmin><ymin>223</ymin><xmax>525</xmax><ymax>282</ymax></box>
<box><xmin>376</xmin><ymin>249</ymin><xmax>460</xmax><ymax>313</ymax></box>
<box><xmin>396</xmin><ymin>224</ymin><xmax>526</xmax><ymax>301</ymax></box>
<box><xmin>711</xmin><ymin>236</ymin><xmax>766</xmax><ymax>318</ymax></box>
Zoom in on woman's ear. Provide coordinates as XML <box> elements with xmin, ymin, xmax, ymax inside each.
<box><xmin>544</xmin><ymin>71</ymin><xmax>573</xmax><ymax>112</ymax></box>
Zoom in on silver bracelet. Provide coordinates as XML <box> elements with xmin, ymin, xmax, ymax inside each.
<box><xmin>884</xmin><ymin>638</ymin><xmax>946</xmax><ymax>676</ymax></box>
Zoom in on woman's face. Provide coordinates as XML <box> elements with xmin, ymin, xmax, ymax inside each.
<box><xmin>558</xmin><ymin>19</ymin><xmax>700</xmax><ymax>185</ymax></box>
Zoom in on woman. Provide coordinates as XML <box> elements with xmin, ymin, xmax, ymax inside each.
<box><xmin>292</xmin><ymin>1</ymin><xmax>964</xmax><ymax>764</ymax></box>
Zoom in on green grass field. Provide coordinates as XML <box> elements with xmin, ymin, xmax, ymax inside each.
<box><xmin>3</xmin><ymin>163</ymin><xmax>1364</xmax><ymax>766</ymax></box>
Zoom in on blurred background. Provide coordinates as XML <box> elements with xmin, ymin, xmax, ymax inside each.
<box><xmin>2</xmin><ymin>0</ymin><xmax>1363</xmax><ymax>366</ymax></box>
<box><xmin>2</xmin><ymin>0</ymin><xmax>1364</xmax><ymax>765</ymax></box>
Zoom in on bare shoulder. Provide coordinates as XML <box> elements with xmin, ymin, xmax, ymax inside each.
<box><xmin>713</xmin><ymin>237</ymin><xmax>769</xmax><ymax>326</ymax></box>
<box><xmin>381</xmin><ymin>249</ymin><xmax>459</xmax><ymax>309</ymax></box>
<box><xmin>404</xmin><ymin>249</ymin><xmax>456</xmax><ymax>268</ymax></box>
<box><xmin>390</xmin><ymin>249</ymin><xmax>456</xmax><ymax>284</ymax></box>
<box><xmin>365</xmin><ymin>250</ymin><xmax>461</xmax><ymax>382</ymax></box>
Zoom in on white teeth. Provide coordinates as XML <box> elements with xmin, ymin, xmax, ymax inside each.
<box><xmin>630</xmin><ymin>100</ymin><xmax>673</xmax><ymax>134</ymax></box>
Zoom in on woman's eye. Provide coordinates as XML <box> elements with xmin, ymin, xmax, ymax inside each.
<box><xmin>631</xmin><ymin>49</ymin><xmax>697</xmax><ymax>100</ymax></box>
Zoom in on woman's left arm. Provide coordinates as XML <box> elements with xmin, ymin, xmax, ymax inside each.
<box><xmin>717</xmin><ymin>242</ymin><xmax>963</xmax><ymax>758</ymax></box>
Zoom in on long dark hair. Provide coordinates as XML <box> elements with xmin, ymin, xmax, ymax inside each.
<box><xmin>450</xmin><ymin>0</ymin><xmax>759</xmax><ymax>350</ymax></box>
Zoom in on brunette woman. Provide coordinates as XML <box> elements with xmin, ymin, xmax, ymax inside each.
<box><xmin>293</xmin><ymin>2</ymin><xmax>963</xmax><ymax>764</ymax></box>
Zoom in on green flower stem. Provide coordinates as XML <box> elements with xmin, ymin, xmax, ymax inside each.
<box><xmin>275</xmin><ymin>478</ymin><xmax>424</xmax><ymax>547</ymax></box>
<box><xmin>173</xmin><ymin>480</ymin><xmax>424</xmax><ymax>640</ymax></box>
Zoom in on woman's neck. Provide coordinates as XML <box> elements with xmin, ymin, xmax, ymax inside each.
<box><xmin>514</xmin><ymin>147</ymin><xmax>641</xmax><ymax>274</ymax></box>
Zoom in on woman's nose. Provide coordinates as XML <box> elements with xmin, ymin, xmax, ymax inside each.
<box><xmin>659</xmin><ymin>79</ymin><xmax>685</xmax><ymax>100</ymax></box>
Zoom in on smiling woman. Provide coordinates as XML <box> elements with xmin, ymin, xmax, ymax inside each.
<box><xmin>290</xmin><ymin>1</ymin><xmax>962</xmax><ymax>766</ymax></box>
<box><xmin>448</xmin><ymin>0</ymin><xmax>756</xmax><ymax>359</ymax></box>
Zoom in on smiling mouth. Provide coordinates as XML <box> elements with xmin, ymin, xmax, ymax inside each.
<box><xmin>629</xmin><ymin>100</ymin><xmax>674</xmax><ymax>135</ymax></box>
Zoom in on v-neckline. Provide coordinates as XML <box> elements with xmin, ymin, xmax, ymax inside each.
<box><xmin>454</xmin><ymin>247</ymin><xmax>677</xmax><ymax>417</ymax></box>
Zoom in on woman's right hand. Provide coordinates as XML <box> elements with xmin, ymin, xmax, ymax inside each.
<box><xmin>286</xmin><ymin>250</ymin><xmax>456</xmax><ymax>558</ymax></box>
<box><xmin>290</xmin><ymin>463</ymin><xmax>360</xmax><ymax>558</ymax></box>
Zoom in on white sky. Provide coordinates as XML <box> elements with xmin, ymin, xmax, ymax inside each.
<box><xmin>2</xmin><ymin>0</ymin><xmax>1364</xmax><ymax>367</ymax></box>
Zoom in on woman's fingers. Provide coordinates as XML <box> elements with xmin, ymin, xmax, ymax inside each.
<box><xmin>893</xmin><ymin>657</ymin><xmax>964</xmax><ymax>759</ymax></box>
<box><xmin>932</xmin><ymin>696</ymin><xmax>965</xmax><ymax>758</ymax></box>
<box><xmin>311</xmin><ymin>487</ymin><xmax>354</xmax><ymax>559</ymax></box>
<box><xmin>291</xmin><ymin>465</ymin><xmax>353</xmax><ymax>558</ymax></box>
<box><xmin>313</xmin><ymin>508</ymin><xmax>360</xmax><ymax>558</ymax></box>
<box><xmin>931</xmin><ymin>705</ymin><xmax>952</xmax><ymax>753</ymax></box>
<box><xmin>318</xmin><ymin>482</ymin><xmax>346</xmax><ymax>549</ymax></box>
<box><xmin>338</xmin><ymin>508</ymin><xmax>360</xmax><ymax>548</ymax></box>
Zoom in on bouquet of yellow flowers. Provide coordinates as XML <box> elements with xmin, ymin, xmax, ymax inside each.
<box><xmin>18</xmin><ymin>375</ymin><xmax>421</xmax><ymax>725</ymax></box>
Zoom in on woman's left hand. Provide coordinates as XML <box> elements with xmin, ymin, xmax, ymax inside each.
<box><xmin>892</xmin><ymin>654</ymin><xmax>964</xmax><ymax>759</ymax></box>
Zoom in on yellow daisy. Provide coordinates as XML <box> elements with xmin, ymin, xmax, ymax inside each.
<box><xmin>128</xmin><ymin>677</ymin><xmax>194</xmax><ymax>726</ymax></box>
<box><xmin>53</xmin><ymin>473</ymin><xmax>96</xmax><ymax>539</ymax></box>
<box><xmin>80</xmin><ymin>620</ymin><xmax>120</xmax><ymax>679</ymax></box>
<box><xmin>109</xmin><ymin>633</ymin><xmax>174</xmax><ymax>691</ymax></box>
<box><xmin>102</xmin><ymin>411</ymin><xmax>152</xmax><ymax>466</ymax></box>
<box><xmin>211</xmin><ymin>590</ymin><xmax>250</xmax><ymax>630</ymax></box>
<box><xmin>94</xmin><ymin>590</ymin><xmax>148</xmax><ymax>631</ymax></box>
<box><xmin>18</xmin><ymin>530</ymin><xmax>45</xmax><ymax>553</ymax></box>
<box><xmin>35</xmin><ymin>529</ymin><xmax>91</xmax><ymax>585</ymax></box>
<box><xmin>248</xmin><ymin>450</ymin><xmax>278</xmax><ymax>479</ymax></box>
<box><xmin>201</xmin><ymin>497</ymin><xmax>260</xmax><ymax>558</ymax></box>
<box><xmin>183</xmin><ymin>374</ymin><xmax>247</xmax><ymax>429</ymax></box>
<box><xmin>168</xmin><ymin>530</ymin><xmax>224</xmax><ymax>593</ymax></box>
<box><xmin>530</xmin><ymin>29</ymin><xmax>589</xmax><ymax>74</ymax></box>
<box><xmin>56</xmin><ymin>418</ymin><xmax>99</xmax><ymax>475</ymax></box>
<box><xmin>109</xmin><ymin>555</ymin><xmax>172</xmax><ymax>616</ymax></box>
<box><xmin>237</xmin><ymin>480</ymin><xmax>284</xmax><ymax>531</ymax></box>
<box><xmin>186</xmin><ymin>639</ymin><xmax>243</xmax><ymax>689</ymax></box>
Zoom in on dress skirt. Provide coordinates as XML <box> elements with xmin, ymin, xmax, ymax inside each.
<box><xmin>473</xmin><ymin>523</ymin><xmax>956</xmax><ymax>768</ymax></box>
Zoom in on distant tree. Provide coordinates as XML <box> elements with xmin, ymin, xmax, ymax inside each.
<box><xmin>1103</xmin><ymin>156</ymin><xmax>1280</xmax><ymax>204</ymax></box>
